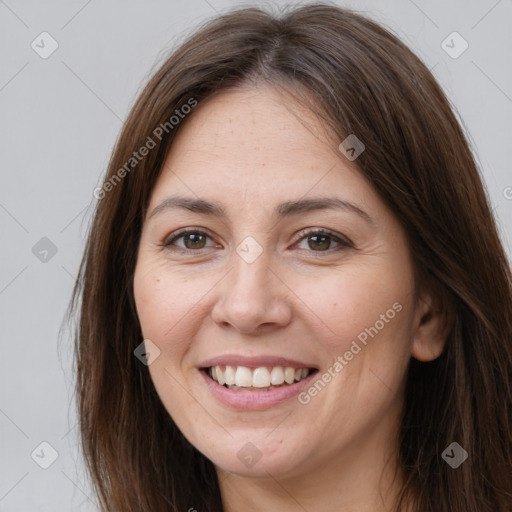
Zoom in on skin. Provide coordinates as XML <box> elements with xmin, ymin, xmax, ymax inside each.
<box><xmin>133</xmin><ymin>84</ymin><xmax>448</xmax><ymax>512</ymax></box>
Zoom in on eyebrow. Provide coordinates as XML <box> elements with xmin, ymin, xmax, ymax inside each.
<box><xmin>148</xmin><ymin>195</ymin><xmax>374</xmax><ymax>225</ymax></box>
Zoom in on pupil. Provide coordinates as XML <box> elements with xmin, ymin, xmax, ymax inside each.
<box><xmin>186</xmin><ymin>234</ymin><xmax>205</xmax><ymax>249</ymax></box>
<box><xmin>309</xmin><ymin>235</ymin><xmax>330</xmax><ymax>251</ymax></box>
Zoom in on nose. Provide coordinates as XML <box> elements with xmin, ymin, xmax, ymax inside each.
<box><xmin>210</xmin><ymin>249</ymin><xmax>293</xmax><ymax>334</ymax></box>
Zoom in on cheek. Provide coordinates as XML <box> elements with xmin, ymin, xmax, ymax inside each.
<box><xmin>296</xmin><ymin>261</ymin><xmax>414</xmax><ymax>407</ymax></box>
<box><xmin>133</xmin><ymin>261</ymin><xmax>208</xmax><ymax>427</ymax></box>
<box><xmin>292</xmin><ymin>272</ymin><xmax>413</xmax><ymax>439</ymax></box>
<box><xmin>297</xmin><ymin>264</ymin><xmax>410</xmax><ymax>347</ymax></box>
<box><xmin>133</xmin><ymin>260</ymin><xmax>203</xmax><ymax>357</ymax></box>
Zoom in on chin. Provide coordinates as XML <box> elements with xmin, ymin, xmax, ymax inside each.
<box><xmin>198</xmin><ymin>431</ymin><xmax>312</xmax><ymax>479</ymax></box>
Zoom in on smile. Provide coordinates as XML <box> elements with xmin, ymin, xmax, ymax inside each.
<box><xmin>197</xmin><ymin>354</ymin><xmax>318</xmax><ymax>411</ymax></box>
<box><xmin>207</xmin><ymin>365</ymin><xmax>312</xmax><ymax>391</ymax></box>
<box><xmin>198</xmin><ymin>356</ymin><xmax>319</xmax><ymax>410</ymax></box>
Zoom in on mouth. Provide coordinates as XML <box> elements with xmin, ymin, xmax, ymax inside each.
<box><xmin>201</xmin><ymin>364</ymin><xmax>318</xmax><ymax>391</ymax></box>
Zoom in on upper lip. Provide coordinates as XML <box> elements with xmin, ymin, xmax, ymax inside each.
<box><xmin>199</xmin><ymin>354</ymin><xmax>318</xmax><ymax>370</ymax></box>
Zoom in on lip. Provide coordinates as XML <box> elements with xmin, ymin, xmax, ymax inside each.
<box><xmin>199</xmin><ymin>367</ymin><xmax>318</xmax><ymax>411</ymax></box>
<box><xmin>198</xmin><ymin>354</ymin><xmax>317</xmax><ymax>370</ymax></box>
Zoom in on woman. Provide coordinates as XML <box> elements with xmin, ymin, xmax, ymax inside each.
<box><xmin>69</xmin><ymin>4</ymin><xmax>512</xmax><ymax>511</ymax></box>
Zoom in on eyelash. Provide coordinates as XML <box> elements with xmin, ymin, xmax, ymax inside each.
<box><xmin>162</xmin><ymin>227</ymin><xmax>353</xmax><ymax>255</ymax></box>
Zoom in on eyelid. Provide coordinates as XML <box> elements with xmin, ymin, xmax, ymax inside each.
<box><xmin>293</xmin><ymin>227</ymin><xmax>354</xmax><ymax>249</ymax></box>
<box><xmin>162</xmin><ymin>227</ymin><xmax>216</xmax><ymax>249</ymax></box>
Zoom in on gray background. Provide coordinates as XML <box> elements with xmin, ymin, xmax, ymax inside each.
<box><xmin>1</xmin><ymin>0</ymin><xmax>511</xmax><ymax>510</ymax></box>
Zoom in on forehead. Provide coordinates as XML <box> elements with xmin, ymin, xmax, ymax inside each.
<box><xmin>170</xmin><ymin>86</ymin><xmax>333</xmax><ymax>166</ymax></box>
<box><xmin>147</xmin><ymin>85</ymin><xmax>385</xmax><ymax>226</ymax></box>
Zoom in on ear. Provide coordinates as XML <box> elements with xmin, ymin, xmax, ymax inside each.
<box><xmin>411</xmin><ymin>283</ymin><xmax>453</xmax><ymax>362</ymax></box>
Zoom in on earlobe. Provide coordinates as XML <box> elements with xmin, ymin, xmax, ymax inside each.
<box><xmin>411</xmin><ymin>286</ymin><xmax>453</xmax><ymax>362</ymax></box>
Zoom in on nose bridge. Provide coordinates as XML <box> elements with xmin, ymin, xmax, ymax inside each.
<box><xmin>211</xmin><ymin>239</ymin><xmax>291</xmax><ymax>332</ymax></box>
<box><xmin>229</xmin><ymin>228</ymin><xmax>272</xmax><ymax>294</ymax></box>
<box><xmin>227</xmin><ymin>243</ymin><xmax>273</xmax><ymax>309</ymax></box>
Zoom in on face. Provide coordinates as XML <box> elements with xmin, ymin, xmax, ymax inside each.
<box><xmin>133</xmin><ymin>85</ymin><xmax>433</xmax><ymax>482</ymax></box>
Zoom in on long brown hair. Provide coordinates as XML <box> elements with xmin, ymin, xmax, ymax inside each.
<box><xmin>68</xmin><ymin>4</ymin><xmax>512</xmax><ymax>511</ymax></box>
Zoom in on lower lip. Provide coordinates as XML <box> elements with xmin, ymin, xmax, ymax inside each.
<box><xmin>199</xmin><ymin>369</ymin><xmax>317</xmax><ymax>411</ymax></box>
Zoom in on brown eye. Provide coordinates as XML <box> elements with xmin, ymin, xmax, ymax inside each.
<box><xmin>182</xmin><ymin>233</ymin><xmax>207</xmax><ymax>249</ymax></box>
<box><xmin>307</xmin><ymin>234</ymin><xmax>332</xmax><ymax>251</ymax></box>
<box><xmin>164</xmin><ymin>230</ymin><xmax>215</xmax><ymax>251</ymax></box>
<box><xmin>295</xmin><ymin>228</ymin><xmax>352</xmax><ymax>253</ymax></box>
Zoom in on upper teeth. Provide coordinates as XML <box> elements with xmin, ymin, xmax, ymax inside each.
<box><xmin>209</xmin><ymin>365</ymin><xmax>310</xmax><ymax>388</ymax></box>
